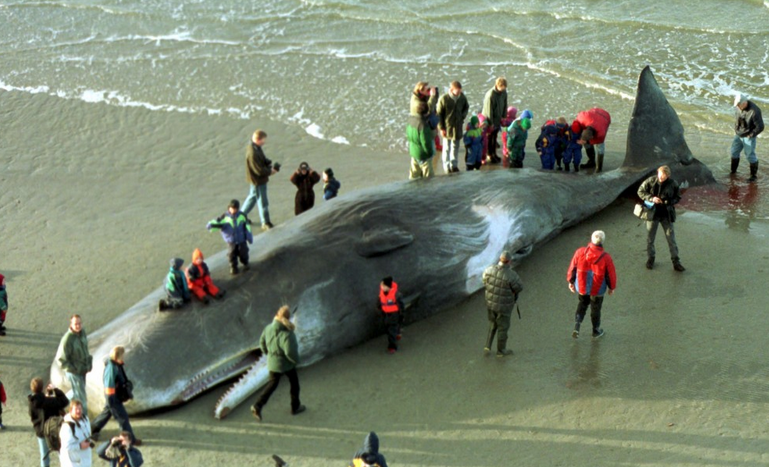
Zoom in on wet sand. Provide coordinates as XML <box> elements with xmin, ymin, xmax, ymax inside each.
<box><xmin>2</xmin><ymin>89</ymin><xmax>769</xmax><ymax>466</ymax></box>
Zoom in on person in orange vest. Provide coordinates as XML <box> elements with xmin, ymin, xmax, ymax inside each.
<box><xmin>377</xmin><ymin>277</ymin><xmax>404</xmax><ymax>354</ymax></box>
<box><xmin>186</xmin><ymin>248</ymin><xmax>225</xmax><ymax>305</ymax></box>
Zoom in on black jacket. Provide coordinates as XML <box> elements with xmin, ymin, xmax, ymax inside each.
<box><xmin>350</xmin><ymin>432</ymin><xmax>388</xmax><ymax>467</ymax></box>
<box><xmin>735</xmin><ymin>101</ymin><xmax>764</xmax><ymax>138</ymax></box>
<box><xmin>28</xmin><ymin>388</ymin><xmax>69</xmax><ymax>438</ymax></box>
<box><xmin>637</xmin><ymin>175</ymin><xmax>682</xmax><ymax>222</ymax></box>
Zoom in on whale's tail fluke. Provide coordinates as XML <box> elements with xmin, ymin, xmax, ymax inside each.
<box><xmin>623</xmin><ymin>66</ymin><xmax>715</xmax><ymax>185</ymax></box>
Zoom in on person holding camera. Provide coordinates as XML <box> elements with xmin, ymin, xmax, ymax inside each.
<box><xmin>97</xmin><ymin>431</ymin><xmax>143</xmax><ymax>467</ymax></box>
<box><xmin>243</xmin><ymin>129</ymin><xmax>280</xmax><ymax>231</ymax></box>
<box><xmin>28</xmin><ymin>378</ymin><xmax>70</xmax><ymax>467</ymax></box>
<box><xmin>60</xmin><ymin>399</ymin><xmax>93</xmax><ymax>467</ymax></box>
<box><xmin>92</xmin><ymin>346</ymin><xmax>141</xmax><ymax>446</ymax></box>
<box><xmin>409</xmin><ymin>81</ymin><xmax>438</xmax><ymax>116</ymax></box>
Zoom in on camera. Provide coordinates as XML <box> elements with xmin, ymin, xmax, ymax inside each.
<box><xmin>89</xmin><ymin>440</ymin><xmax>96</xmax><ymax>448</ymax></box>
<box><xmin>273</xmin><ymin>162</ymin><xmax>281</xmax><ymax>172</ymax></box>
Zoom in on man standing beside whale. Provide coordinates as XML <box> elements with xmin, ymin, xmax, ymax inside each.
<box><xmin>731</xmin><ymin>93</ymin><xmax>764</xmax><ymax>182</ymax></box>
<box><xmin>482</xmin><ymin>251</ymin><xmax>524</xmax><ymax>357</ymax></box>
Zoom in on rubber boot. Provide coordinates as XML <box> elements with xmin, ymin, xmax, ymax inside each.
<box><xmin>484</xmin><ymin>327</ymin><xmax>497</xmax><ymax>354</ymax></box>
<box><xmin>749</xmin><ymin>162</ymin><xmax>758</xmax><ymax>182</ymax></box>
<box><xmin>672</xmin><ymin>257</ymin><xmax>686</xmax><ymax>272</ymax></box>
<box><xmin>572</xmin><ymin>321</ymin><xmax>580</xmax><ymax>339</ymax></box>
<box><xmin>580</xmin><ymin>146</ymin><xmax>596</xmax><ymax>169</ymax></box>
<box><xmin>573</xmin><ymin>162</ymin><xmax>580</xmax><ymax>172</ymax></box>
<box><xmin>595</xmin><ymin>153</ymin><xmax>604</xmax><ymax>173</ymax></box>
<box><xmin>564</xmin><ymin>163</ymin><xmax>570</xmax><ymax>173</ymax></box>
<box><xmin>730</xmin><ymin>158</ymin><xmax>740</xmax><ymax>175</ymax></box>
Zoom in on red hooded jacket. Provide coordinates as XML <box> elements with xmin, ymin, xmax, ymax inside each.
<box><xmin>574</xmin><ymin>108</ymin><xmax>612</xmax><ymax>144</ymax></box>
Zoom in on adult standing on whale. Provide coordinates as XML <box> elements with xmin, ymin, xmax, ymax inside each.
<box><xmin>731</xmin><ymin>93</ymin><xmax>764</xmax><ymax>182</ymax></box>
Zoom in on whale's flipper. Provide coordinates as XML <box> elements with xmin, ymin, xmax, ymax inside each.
<box><xmin>623</xmin><ymin>66</ymin><xmax>715</xmax><ymax>185</ymax></box>
<box><xmin>356</xmin><ymin>226</ymin><xmax>414</xmax><ymax>257</ymax></box>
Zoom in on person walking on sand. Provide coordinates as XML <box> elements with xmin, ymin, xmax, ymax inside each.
<box><xmin>436</xmin><ymin>80</ymin><xmax>469</xmax><ymax>173</ymax></box>
<box><xmin>250</xmin><ymin>306</ymin><xmax>305</xmax><ymax>422</ymax></box>
<box><xmin>731</xmin><ymin>93</ymin><xmax>764</xmax><ymax>182</ymax></box>
<box><xmin>91</xmin><ymin>346</ymin><xmax>142</xmax><ymax>446</ymax></box>
<box><xmin>566</xmin><ymin>230</ymin><xmax>616</xmax><ymax>339</ymax></box>
<box><xmin>243</xmin><ymin>130</ymin><xmax>280</xmax><ymax>230</ymax></box>
<box><xmin>482</xmin><ymin>251</ymin><xmax>523</xmax><ymax>357</ymax></box>
<box><xmin>56</xmin><ymin>314</ymin><xmax>93</xmax><ymax>413</ymax></box>
<box><xmin>638</xmin><ymin>165</ymin><xmax>685</xmax><ymax>272</ymax></box>
<box><xmin>290</xmin><ymin>162</ymin><xmax>321</xmax><ymax>215</ymax></box>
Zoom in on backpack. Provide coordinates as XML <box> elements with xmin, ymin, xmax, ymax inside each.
<box><xmin>43</xmin><ymin>414</ymin><xmax>74</xmax><ymax>451</ymax></box>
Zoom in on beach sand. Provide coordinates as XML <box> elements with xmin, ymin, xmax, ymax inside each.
<box><xmin>2</xmin><ymin>89</ymin><xmax>768</xmax><ymax>466</ymax></box>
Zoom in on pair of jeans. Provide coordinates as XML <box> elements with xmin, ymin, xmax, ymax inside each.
<box><xmin>575</xmin><ymin>295</ymin><xmax>603</xmax><ymax>333</ymax></box>
<box><xmin>253</xmin><ymin>368</ymin><xmax>301</xmax><ymax>413</ymax></box>
<box><xmin>646</xmin><ymin>218</ymin><xmax>679</xmax><ymax>260</ymax></box>
<box><xmin>66</xmin><ymin>372</ymin><xmax>88</xmax><ymax>413</ymax></box>
<box><xmin>730</xmin><ymin>135</ymin><xmax>758</xmax><ymax>163</ymax></box>
<box><xmin>242</xmin><ymin>183</ymin><xmax>271</xmax><ymax>226</ymax></box>
<box><xmin>91</xmin><ymin>395</ymin><xmax>135</xmax><ymax>441</ymax></box>
<box><xmin>441</xmin><ymin>138</ymin><xmax>460</xmax><ymax>172</ymax></box>
<box><xmin>37</xmin><ymin>436</ymin><xmax>51</xmax><ymax>467</ymax></box>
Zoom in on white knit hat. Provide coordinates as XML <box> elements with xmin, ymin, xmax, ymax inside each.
<box><xmin>734</xmin><ymin>92</ymin><xmax>748</xmax><ymax>106</ymax></box>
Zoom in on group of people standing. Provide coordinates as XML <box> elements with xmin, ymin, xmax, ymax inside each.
<box><xmin>406</xmin><ymin>77</ymin><xmax>613</xmax><ymax>178</ymax></box>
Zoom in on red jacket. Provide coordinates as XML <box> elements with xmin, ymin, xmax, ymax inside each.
<box><xmin>574</xmin><ymin>108</ymin><xmax>611</xmax><ymax>144</ymax></box>
<box><xmin>567</xmin><ymin>243</ymin><xmax>617</xmax><ymax>296</ymax></box>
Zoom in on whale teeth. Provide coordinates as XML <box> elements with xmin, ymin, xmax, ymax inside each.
<box><xmin>214</xmin><ymin>357</ymin><xmax>266</xmax><ymax>419</ymax></box>
<box><xmin>180</xmin><ymin>350</ymin><xmax>261</xmax><ymax>401</ymax></box>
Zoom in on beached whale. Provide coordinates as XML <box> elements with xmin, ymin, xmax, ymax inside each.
<box><xmin>50</xmin><ymin>66</ymin><xmax>714</xmax><ymax>419</ymax></box>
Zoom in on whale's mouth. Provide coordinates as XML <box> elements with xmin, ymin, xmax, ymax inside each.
<box><xmin>175</xmin><ymin>349</ymin><xmax>262</xmax><ymax>403</ymax></box>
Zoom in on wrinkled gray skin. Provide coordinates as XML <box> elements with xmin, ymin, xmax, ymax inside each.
<box><xmin>50</xmin><ymin>67</ymin><xmax>714</xmax><ymax>418</ymax></box>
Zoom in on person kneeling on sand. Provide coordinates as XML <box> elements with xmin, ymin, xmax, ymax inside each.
<box><xmin>186</xmin><ymin>248</ymin><xmax>225</xmax><ymax>305</ymax></box>
<box><xmin>349</xmin><ymin>432</ymin><xmax>388</xmax><ymax>467</ymax></box>
<box><xmin>158</xmin><ymin>258</ymin><xmax>191</xmax><ymax>311</ymax></box>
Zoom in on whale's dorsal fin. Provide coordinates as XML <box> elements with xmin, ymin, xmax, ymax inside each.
<box><xmin>623</xmin><ymin>65</ymin><xmax>694</xmax><ymax>169</ymax></box>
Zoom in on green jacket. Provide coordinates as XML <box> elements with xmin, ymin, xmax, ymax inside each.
<box><xmin>507</xmin><ymin>120</ymin><xmax>529</xmax><ymax>151</ymax></box>
<box><xmin>57</xmin><ymin>328</ymin><xmax>93</xmax><ymax>375</ymax></box>
<box><xmin>259</xmin><ymin>319</ymin><xmax>299</xmax><ymax>373</ymax></box>
<box><xmin>482</xmin><ymin>87</ymin><xmax>508</xmax><ymax>127</ymax></box>
<box><xmin>482</xmin><ymin>262</ymin><xmax>524</xmax><ymax>314</ymax></box>
<box><xmin>406</xmin><ymin>114</ymin><xmax>435</xmax><ymax>162</ymax></box>
<box><xmin>0</xmin><ymin>287</ymin><xmax>7</xmax><ymax>312</ymax></box>
<box><xmin>436</xmin><ymin>93</ymin><xmax>469</xmax><ymax>140</ymax></box>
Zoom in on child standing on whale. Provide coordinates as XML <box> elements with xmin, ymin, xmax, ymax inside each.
<box><xmin>207</xmin><ymin>199</ymin><xmax>253</xmax><ymax>275</ymax></box>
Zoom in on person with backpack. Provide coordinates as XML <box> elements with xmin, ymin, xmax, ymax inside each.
<box><xmin>28</xmin><ymin>377</ymin><xmax>70</xmax><ymax>467</ymax></box>
<box><xmin>349</xmin><ymin>432</ymin><xmax>388</xmax><ymax>467</ymax></box>
<box><xmin>97</xmin><ymin>431</ymin><xmax>143</xmax><ymax>467</ymax></box>
<box><xmin>91</xmin><ymin>346</ymin><xmax>141</xmax><ymax>446</ymax></box>
<box><xmin>60</xmin><ymin>399</ymin><xmax>93</xmax><ymax>467</ymax></box>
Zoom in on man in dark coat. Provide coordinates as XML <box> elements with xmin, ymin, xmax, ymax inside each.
<box><xmin>637</xmin><ymin>165</ymin><xmax>685</xmax><ymax>271</ymax></box>
<box><xmin>96</xmin><ymin>431</ymin><xmax>143</xmax><ymax>467</ymax></box>
<box><xmin>290</xmin><ymin>162</ymin><xmax>321</xmax><ymax>215</ymax></box>
<box><xmin>28</xmin><ymin>377</ymin><xmax>69</xmax><ymax>467</ymax></box>
<box><xmin>482</xmin><ymin>251</ymin><xmax>524</xmax><ymax>357</ymax></box>
<box><xmin>243</xmin><ymin>130</ymin><xmax>280</xmax><ymax>230</ymax></box>
<box><xmin>731</xmin><ymin>93</ymin><xmax>764</xmax><ymax>181</ymax></box>
<box><xmin>436</xmin><ymin>81</ymin><xmax>470</xmax><ymax>173</ymax></box>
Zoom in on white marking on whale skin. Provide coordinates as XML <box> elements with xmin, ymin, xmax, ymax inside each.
<box><xmin>464</xmin><ymin>204</ymin><xmax>520</xmax><ymax>294</ymax></box>
<box><xmin>293</xmin><ymin>278</ymin><xmax>334</xmax><ymax>368</ymax></box>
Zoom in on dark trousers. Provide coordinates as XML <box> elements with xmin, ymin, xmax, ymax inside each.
<box><xmin>646</xmin><ymin>218</ymin><xmax>679</xmax><ymax>260</ymax></box>
<box><xmin>574</xmin><ymin>295</ymin><xmax>603</xmax><ymax>333</ymax></box>
<box><xmin>383</xmin><ymin>312</ymin><xmax>401</xmax><ymax>350</ymax></box>
<box><xmin>253</xmin><ymin>368</ymin><xmax>301</xmax><ymax>413</ymax></box>
<box><xmin>91</xmin><ymin>395</ymin><xmax>135</xmax><ymax>440</ymax></box>
<box><xmin>487</xmin><ymin>308</ymin><xmax>512</xmax><ymax>351</ymax></box>
<box><xmin>488</xmin><ymin>127</ymin><xmax>501</xmax><ymax>156</ymax></box>
<box><xmin>584</xmin><ymin>144</ymin><xmax>596</xmax><ymax>164</ymax></box>
<box><xmin>227</xmin><ymin>241</ymin><xmax>249</xmax><ymax>269</ymax></box>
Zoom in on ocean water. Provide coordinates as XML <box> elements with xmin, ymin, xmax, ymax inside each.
<box><xmin>2</xmin><ymin>0</ymin><xmax>768</xmax><ymax>152</ymax></box>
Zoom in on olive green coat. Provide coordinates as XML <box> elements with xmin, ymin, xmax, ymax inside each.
<box><xmin>436</xmin><ymin>93</ymin><xmax>470</xmax><ymax>140</ymax></box>
<box><xmin>482</xmin><ymin>262</ymin><xmax>523</xmax><ymax>314</ymax></box>
<box><xmin>259</xmin><ymin>319</ymin><xmax>300</xmax><ymax>373</ymax></box>
<box><xmin>57</xmin><ymin>328</ymin><xmax>93</xmax><ymax>375</ymax></box>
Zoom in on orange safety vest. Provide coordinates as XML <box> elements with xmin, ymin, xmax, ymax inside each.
<box><xmin>379</xmin><ymin>282</ymin><xmax>400</xmax><ymax>314</ymax></box>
